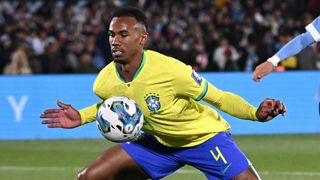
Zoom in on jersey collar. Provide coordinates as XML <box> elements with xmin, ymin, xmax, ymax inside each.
<box><xmin>115</xmin><ymin>50</ymin><xmax>146</xmax><ymax>83</ymax></box>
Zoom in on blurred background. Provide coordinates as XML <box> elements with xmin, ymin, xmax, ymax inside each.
<box><xmin>0</xmin><ymin>0</ymin><xmax>320</xmax><ymax>180</ymax></box>
<box><xmin>1</xmin><ymin>0</ymin><xmax>320</xmax><ymax>74</ymax></box>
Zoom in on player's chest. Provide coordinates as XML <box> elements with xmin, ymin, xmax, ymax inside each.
<box><xmin>96</xmin><ymin>79</ymin><xmax>174</xmax><ymax>116</ymax></box>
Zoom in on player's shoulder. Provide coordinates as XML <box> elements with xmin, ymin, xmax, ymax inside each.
<box><xmin>93</xmin><ymin>62</ymin><xmax>115</xmax><ymax>90</ymax></box>
<box><xmin>144</xmin><ymin>50</ymin><xmax>189</xmax><ymax>69</ymax></box>
<box><xmin>97</xmin><ymin>62</ymin><xmax>114</xmax><ymax>78</ymax></box>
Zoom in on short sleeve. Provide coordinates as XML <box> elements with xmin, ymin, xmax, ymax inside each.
<box><xmin>305</xmin><ymin>16</ymin><xmax>320</xmax><ymax>42</ymax></box>
<box><xmin>172</xmin><ymin>60</ymin><xmax>208</xmax><ymax>101</ymax></box>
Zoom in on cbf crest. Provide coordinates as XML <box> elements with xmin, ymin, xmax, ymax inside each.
<box><xmin>144</xmin><ymin>93</ymin><xmax>161</xmax><ymax>113</ymax></box>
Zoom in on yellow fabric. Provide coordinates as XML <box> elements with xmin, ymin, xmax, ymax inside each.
<box><xmin>281</xmin><ymin>56</ymin><xmax>298</xmax><ymax>69</ymax></box>
<box><xmin>203</xmin><ymin>84</ymin><xmax>258</xmax><ymax>121</ymax></box>
<box><xmin>79</xmin><ymin>102</ymin><xmax>103</xmax><ymax>125</ymax></box>
<box><xmin>79</xmin><ymin>50</ymin><xmax>258</xmax><ymax>147</ymax></box>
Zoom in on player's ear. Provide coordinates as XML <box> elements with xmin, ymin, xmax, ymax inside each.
<box><xmin>140</xmin><ymin>32</ymin><xmax>148</xmax><ymax>46</ymax></box>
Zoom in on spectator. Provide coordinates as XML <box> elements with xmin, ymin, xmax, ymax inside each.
<box><xmin>244</xmin><ymin>34</ymin><xmax>258</xmax><ymax>71</ymax></box>
<box><xmin>165</xmin><ymin>36</ymin><xmax>191</xmax><ymax>65</ymax></box>
<box><xmin>213</xmin><ymin>37</ymin><xmax>240</xmax><ymax>71</ymax></box>
<box><xmin>3</xmin><ymin>42</ymin><xmax>32</xmax><ymax>75</ymax></box>
<box><xmin>297</xmin><ymin>44</ymin><xmax>318</xmax><ymax>70</ymax></box>
<box><xmin>0</xmin><ymin>34</ymin><xmax>14</xmax><ymax>73</ymax></box>
<box><xmin>276</xmin><ymin>31</ymin><xmax>299</xmax><ymax>71</ymax></box>
<box><xmin>0</xmin><ymin>0</ymin><xmax>317</xmax><ymax>74</ymax></box>
<box><xmin>191</xmin><ymin>39</ymin><xmax>209</xmax><ymax>71</ymax></box>
<box><xmin>64</xmin><ymin>38</ymin><xmax>85</xmax><ymax>73</ymax></box>
<box><xmin>40</xmin><ymin>38</ymin><xmax>64</xmax><ymax>74</ymax></box>
<box><xmin>77</xmin><ymin>51</ymin><xmax>98</xmax><ymax>73</ymax></box>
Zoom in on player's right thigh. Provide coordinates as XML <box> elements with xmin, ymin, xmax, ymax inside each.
<box><xmin>77</xmin><ymin>144</ymin><xmax>149</xmax><ymax>180</ymax></box>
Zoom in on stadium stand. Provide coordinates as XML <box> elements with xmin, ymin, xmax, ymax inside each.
<box><xmin>0</xmin><ymin>0</ymin><xmax>319</xmax><ymax>74</ymax></box>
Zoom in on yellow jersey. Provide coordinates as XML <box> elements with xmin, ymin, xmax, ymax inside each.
<box><xmin>80</xmin><ymin>50</ymin><xmax>258</xmax><ymax>147</ymax></box>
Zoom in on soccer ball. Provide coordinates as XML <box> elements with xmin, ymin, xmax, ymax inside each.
<box><xmin>96</xmin><ymin>96</ymin><xmax>144</xmax><ymax>142</ymax></box>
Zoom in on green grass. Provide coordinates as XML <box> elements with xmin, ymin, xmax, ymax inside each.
<box><xmin>0</xmin><ymin>134</ymin><xmax>320</xmax><ymax>180</ymax></box>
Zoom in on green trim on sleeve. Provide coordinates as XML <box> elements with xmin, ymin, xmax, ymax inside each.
<box><xmin>195</xmin><ymin>80</ymin><xmax>208</xmax><ymax>101</ymax></box>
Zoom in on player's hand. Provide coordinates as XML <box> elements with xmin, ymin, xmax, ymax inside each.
<box><xmin>252</xmin><ymin>61</ymin><xmax>275</xmax><ymax>82</ymax></box>
<box><xmin>256</xmin><ymin>98</ymin><xmax>286</xmax><ymax>122</ymax></box>
<box><xmin>40</xmin><ymin>101</ymin><xmax>82</xmax><ymax>128</ymax></box>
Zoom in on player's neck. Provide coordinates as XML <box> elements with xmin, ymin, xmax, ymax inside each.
<box><xmin>116</xmin><ymin>51</ymin><xmax>143</xmax><ymax>82</ymax></box>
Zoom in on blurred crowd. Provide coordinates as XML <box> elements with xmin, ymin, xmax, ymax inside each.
<box><xmin>0</xmin><ymin>0</ymin><xmax>320</xmax><ymax>75</ymax></box>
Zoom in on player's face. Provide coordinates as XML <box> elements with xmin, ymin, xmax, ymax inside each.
<box><xmin>108</xmin><ymin>17</ymin><xmax>148</xmax><ymax>63</ymax></box>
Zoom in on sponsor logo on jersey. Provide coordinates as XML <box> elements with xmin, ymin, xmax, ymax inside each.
<box><xmin>191</xmin><ymin>70</ymin><xmax>202</xmax><ymax>85</ymax></box>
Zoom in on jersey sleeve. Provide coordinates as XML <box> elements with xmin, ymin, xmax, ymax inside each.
<box><xmin>79</xmin><ymin>101</ymin><xmax>103</xmax><ymax>124</ymax></box>
<box><xmin>172</xmin><ymin>60</ymin><xmax>208</xmax><ymax>101</ymax></box>
<box><xmin>306</xmin><ymin>16</ymin><xmax>320</xmax><ymax>42</ymax></box>
<box><xmin>203</xmin><ymin>83</ymin><xmax>258</xmax><ymax>120</ymax></box>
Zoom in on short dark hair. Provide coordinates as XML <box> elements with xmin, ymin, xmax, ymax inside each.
<box><xmin>111</xmin><ymin>7</ymin><xmax>148</xmax><ymax>31</ymax></box>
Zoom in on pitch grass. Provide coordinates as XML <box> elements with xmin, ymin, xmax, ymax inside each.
<box><xmin>0</xmin><ymin>134</ymin><xmax>319</xmax><ymax>180</ymax></box>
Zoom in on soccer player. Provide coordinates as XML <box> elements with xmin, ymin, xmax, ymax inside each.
<box><xmin>40</xmin><ymin>7</ymin><xmax>286</xmax><ymax>180</ymax></box>
<box><xmin>252</xmin><ymin>16</ymin><xmax>320</xmax><ymax>81</ymax></box>
<box><xmin>253</xmin><ymin>15</ymin><xmax>320</xmax><ymax>115</ymax></box>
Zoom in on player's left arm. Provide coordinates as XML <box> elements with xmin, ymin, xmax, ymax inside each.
<box><xmin>171</xmin><ymin>61</ymin><xmax>286</xmax><ymax>121</ymax></box>
<box><xmin>172</xmin><ymin>62</ymin><xmax>255</xmax><ymax>121</ymax></box>
<box><xmin>202</xmin><ymin>83</ymin><xmax>286</xmax><ymax>122</ymax></box>
<box><xmin>255</xmin><ymin>98</ymin><xmax>286</xmax><ymax>122</ymax></box>
<box><xmin>202</xmin><ymin>83</ymin><xmax>258</xmax><ymax>120</ymax></box>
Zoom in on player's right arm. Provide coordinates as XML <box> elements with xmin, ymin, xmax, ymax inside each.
<box><xmin>253</xmin><ymin>16</ymin><xmax>320</xmax><ymax>81</ymax></box>
<box><xmin>79</xmin><ymin>102</ymin><xmax>103</xmax><ymax>124</ymax></box>
<box><xmin>41</xmin><ymin>63</ymin><xmax>113</xmax><ymax>128</ymax></box>
<box><xmin>40</xmin><ymin>101</ymin><xmax>82</xmax><ymax>128</ymax></box>
<box><xmin>40</xmin><ymin>101</ymin><xmax>102</xmax><ymax>128</ymax></box>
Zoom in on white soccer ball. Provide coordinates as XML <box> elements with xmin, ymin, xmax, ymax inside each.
<box><xmin>96</xmin><ymin>96</ymin><xmax>144</xmax><ymax>142</ymax></box>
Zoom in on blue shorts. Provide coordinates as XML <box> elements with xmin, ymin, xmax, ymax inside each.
<box><xmin>120</xmin><ymin>132</ymin><xmax>250</xmax><ymax>180</ymax></box>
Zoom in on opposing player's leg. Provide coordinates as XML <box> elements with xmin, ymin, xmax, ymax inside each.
<box><xmin>77</xmin><ymin>144</ymin><xmax>149</xmax><ymax>180</ymax></box>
